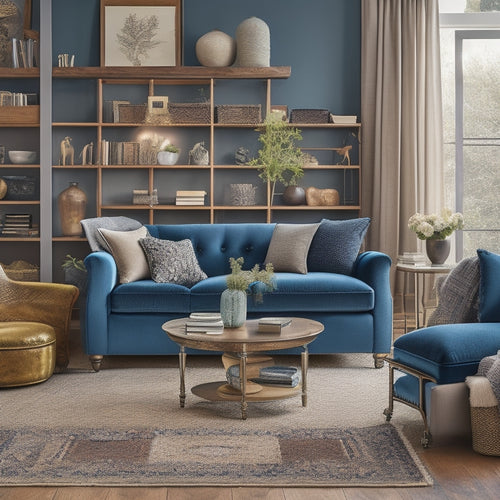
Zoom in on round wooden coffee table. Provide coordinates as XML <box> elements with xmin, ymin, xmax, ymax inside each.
<box><xmin>162</xmin><ymin>317</ymin><xmax>324</xmax><ymax>419</ymax></box>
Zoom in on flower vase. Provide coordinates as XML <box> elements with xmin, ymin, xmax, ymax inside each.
<box><xmin>426</xmin><ymin>239</ymin><xmax>451</xmax><ymax>265</ymax></box>
<box><xmin>220</xmin><ymin>289</ymin><xmax>247</xmax><ymax>327</ymax></box>
<box><xmin>58</xmin><ymin>182</ymin><xmax>87</xmax><ymax>236</ymax></box>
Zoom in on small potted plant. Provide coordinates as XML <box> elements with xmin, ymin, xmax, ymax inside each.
<box><xmin>221</xmin><ymin>257</ymin><xmax>275</xmax><ymax>327</ymax></box>
<box><xmin>157</xmin><ymin>143</ymin><xmax>180</xmax><ymax>165</ymax></box>
<box><xmin>62</xmin><ymin>254</ymin><xmax>87</xmax><ymax>304</ymax></box>
<box><xmin>248</xmin><ymin>112</ymin><xmax>305</xmax><ymax>204</ymax></box>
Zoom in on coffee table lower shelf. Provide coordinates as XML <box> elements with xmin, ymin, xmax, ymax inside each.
<box><xmin>192</xmin><ymin>381</ymin><xmax>301</xmax><ymax>402</ymax></box>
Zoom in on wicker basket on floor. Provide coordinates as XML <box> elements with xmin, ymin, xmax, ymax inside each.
<box><xmin>0</xmin><ymin>260</ymin><xmax>40</xmax><ymax>281</ymax></box>
<box><xmin>466</xmin><ymin>375</ymin><xmax>500</xmax><ymax>456</ymax></box>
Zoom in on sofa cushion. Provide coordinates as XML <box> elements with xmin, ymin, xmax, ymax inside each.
<box><xmin>477</xmin><ymin>249</ymin><xmax>500</xmax><ymax>323</ymax></box>
<box><xmin>190</xmin><ymin>272</ymin><xmax>374</xmax><ymax>313</ymax></box>
<box><xmin>307</xmin><ymin>218</ymin><xmax>370</xmax><ymax>275</ymax></box>
<box><xmin>393</xmin><ymin>323</ymin><xmax>500</xmax><ymax>384</ymax></box>
<box><xmin>264</xmin><ymin>223</ymin><xmax>319</xmax><ymax>274</ymax></box>
<box><xmin>81</xmin><ymin>216</ymin><xmax>143</xmax><ymax>252</ymax></box>
<box><xmin>139</xmin><ymin>236</ymin><xmax>207</xmax><ymax>287</ymax></box>
<box><xmin>110</xmin><ymin>281</ymin><xmax>191</xmax><ymax>314</ymax></box>
<box><xmin>427</xmin><ymin>257</ymin><xmax>480</xmax><ymax>326</ymax></box>
<box><xmin>98</xmin><ymin>226</ymin><xmax>150</xmax><ymax>284</ymax></box>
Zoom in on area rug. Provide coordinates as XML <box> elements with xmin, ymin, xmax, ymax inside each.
<box><xmin>0</xmin><ymin>424</ymin><xmax>431</xmax><ymax>487</ymax></box>
<box><xmin>0</xmin><ymin>353</ymin><xmax>432</xmax><ymax>487</ymax></box>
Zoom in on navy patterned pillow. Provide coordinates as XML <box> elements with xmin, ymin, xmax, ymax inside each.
<box><xmin>307</xmin><ymin>218</ymin><xmax>370</xmax><ymax>275</ymax></box>
<box><xmin>139</xmin><ymin>237</ymin><xmax>207</xmax><ymax>287</ymax></box>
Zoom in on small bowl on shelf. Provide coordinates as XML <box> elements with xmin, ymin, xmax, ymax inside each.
<box><xmin>8</xmin><ymin>150</ymin><xmax>37</xmax><ymax>164</ymax></box>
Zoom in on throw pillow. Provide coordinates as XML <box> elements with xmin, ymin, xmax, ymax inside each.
<box><xmin>139</xmin><ymin>237</ymin><xmax>207</xmax><ymax>287</ymax></box>
<box><xmin>477</xmin><ymin>249</ymin><xmax>500</xmax><ymax>323</ymax></box>
<box><xmin>97</xmin><ymin>226</ymin><xmax>150</xmax><ymax>284</ymax></box>
<box><xmin>307</xmin><ymin>218</ymin><xmax>371</xmax><ymax>275</ymax></box>
<box><xmin>81</xmin><ymin>216</ymin><xmax>143</xmax><ymax>252</ymax></box>
<box><xmin>427</xmin><ymin>257</ymin><xmax>480</xmax><ymax>326</ymax></box>
<box><xmin>264</xmin><ymin>223</ymin><xmax>320</xmax><ymax>274</ymax></box>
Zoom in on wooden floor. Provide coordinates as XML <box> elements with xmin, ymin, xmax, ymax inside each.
<box><xmin>1</xmin><ymin>316</ymin><xmax>499</xmax><ymax>499</ymax></box>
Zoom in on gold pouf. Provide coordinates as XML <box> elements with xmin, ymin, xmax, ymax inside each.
<box><xmin>0</xmin><ymin>322</ymin><xmax>56</xmax><ymax>387</ymax></box>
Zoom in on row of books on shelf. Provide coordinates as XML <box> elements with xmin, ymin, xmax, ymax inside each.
<box><xmin>0</xmin><ymin>91</ymin><xmax>39</xmax><ymax>107</ymax></box>
<box><xmin>12</xmin><ymin>38</ymin><xmax>39</xmax><ymax>68</ymax></box>
<box><xmin>0</xmin><ymin>214</ymin><xmax>39</xmax><ymax>237</ymax></box>
<box><xmin>100</xmin><ymin>140</ymin><xmax>140</xmax><ymax>166</ymax></box>
<box><xmin>175</xmin><ymin>190</ymin><xmax>206</xmax><ymax>206</ymax></box>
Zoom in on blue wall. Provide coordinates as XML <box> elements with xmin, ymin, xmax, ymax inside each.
<box><xmin>50</xmin><ymin>0</ymin><xmax>361</xmax><ymax>115</ymax></box>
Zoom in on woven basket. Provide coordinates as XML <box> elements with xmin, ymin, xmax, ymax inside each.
<box><xmin>470</xmin><ymin>406</ymin><xmax>500</xmax><ymax>456</ymax></box>
<box><xmin>0</xmin><ymin>260</ymin><xmax>39</xmax><ymax>281</ymax></box>
<box><xmin>289</xmin><ymin>108</ymin><xmax>330</xmax><ymax>124</ymax></box>
<box><xmin>117</xmin><ymin>104</ymin><xmax>147</xmax><ymax>124</ymax></box>
<box><xmin>215</xmin><ymin>104</ymin><xmax>262</xmax><ymax>124</ymax></box>
<box><xmin>168</xmin><ymin>102</ymin><xmax>211</xmax><ymax>124</ymax></box>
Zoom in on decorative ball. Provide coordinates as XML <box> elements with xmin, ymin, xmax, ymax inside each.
<box><xmin>234</xmin><ymin>17</ymin><xmax>270</xmax><ymax>67</ymax></box>
<box><xmin>196</xmin><ymin>30</ymin><xmax>236</xmax><ymax>67</ymax></box>
<box><xmin>282</xmin><ymin>186</ymin><xmax>306</xmax><ymax>205</ymax></box>
<box><xmin>0</xmin><ymin>178</ymin><xmax>7</xmax><ymax>200</ymax></box>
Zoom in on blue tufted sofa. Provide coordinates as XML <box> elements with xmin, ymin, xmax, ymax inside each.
<box><xmin>82</xmin><ymin>223</ymin><xmax>393</xmax><ymax>371</ymax></box>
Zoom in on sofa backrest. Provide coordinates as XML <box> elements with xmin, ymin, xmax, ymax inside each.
<box><xmin>146</xmin><ymin>223</ymin><xmax>276</xmax><ymax>277</ymax></box>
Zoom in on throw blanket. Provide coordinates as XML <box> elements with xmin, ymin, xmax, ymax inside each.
<box><xmin>477</xmin><ymin>351</ymin><xmax>500</xmax><ymax>408</ymax></box>
<box><xmin>80</xmin><ymin>216</ymin><xmax>143</xmax><ymax>252</ymax></box>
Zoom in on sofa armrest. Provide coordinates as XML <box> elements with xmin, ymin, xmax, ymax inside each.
<box><xmin>353</xmin><ymin>251</ymin><xmax>393</xmax><ymax>354</ymax></box>
<box><xmin>83</xmin><ymin>251</ymin><xmax>118</xmax><ymax>355</ymax></box>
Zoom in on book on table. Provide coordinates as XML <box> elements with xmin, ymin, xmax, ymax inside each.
<box><xmin>185</xmin><ymin>312</ymin><xmax>223</xmax><ymax>334</ymax></box>
<box><xmin>257</xmin><ymin>317</ymin><xmax>292</xmax><ymax>333</ymax></box>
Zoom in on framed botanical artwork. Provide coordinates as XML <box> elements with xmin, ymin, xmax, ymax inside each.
<box><xmin>100</xmin><ymin>0</ymin><xmax>182</xmax><ymax>67</ymax></box>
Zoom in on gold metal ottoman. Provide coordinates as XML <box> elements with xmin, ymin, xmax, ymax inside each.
<box><xmin>0</xmin><ymin>322</ymin><xmax>56</xmax><ymax>387</ymax></box>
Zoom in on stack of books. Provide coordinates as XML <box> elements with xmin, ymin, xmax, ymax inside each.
<box><xmin>397</xmin><ymin>252</ymin><xmax>426</xmax><ymax>266</ymax></box>
<box><xmin>226</xmin><ymin>364</ymin><xmax>300</xmax><ymax>389</ymax></box>
<box><xmin>257</xmin><ymin>317</ymin><xmax>292</xmax><ymax>333</ymax></box>
<box><xmin>185</xmin><ymin>312</ymin><xmax>223</xmax><ymax>335</ymax></box>
<box><xmin>100</xmin><ymin>140</ymin><xmax>140</xmax><ymax>165</ymax></box>
<box><xmin>175</xmin><ymin>190</ymin><xmax>207</xmax><ymax>206</ymax></box>
<box><xmin>1</xmin><ymin>214</ymin><xmax>38</xmax><ymax>237</ymax></box>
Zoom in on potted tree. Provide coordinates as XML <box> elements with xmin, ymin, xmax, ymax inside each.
<box><xmin>249</xmin><ymin>112</ymin><xmax>305</xmax><ymax>204</ymax></box>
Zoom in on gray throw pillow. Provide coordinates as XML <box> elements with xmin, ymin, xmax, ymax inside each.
<box><xmin>307</xmin><ymin>218</ymin><xmax>370</xmax><ymax>275</ymax></box>
<box><xmin>427</xmin><ymin>257</ymin><xmax>480</xmax><ymax>326</ymax></box>
<box><xmin>139</xmin><ymin>237</ymin><xmax>207</xmax><ymax>287</ymax></box>
<box><xmin>264</xmin><ymin>223</ymin><xmax>320</xmax><ymax>274</ymax></box>
<box><xmin>81</xmin><ymin>216</ymin><xmax>143</xmax><ymax>252</ymax></box>
<box><xmin>98</xmin><ymin>226</ymin><xmax>150</xmax><ymax>284</ymax></box>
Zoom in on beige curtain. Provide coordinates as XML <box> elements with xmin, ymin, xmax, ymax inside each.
<box><xmin>361</xmin><ymin>0</ymin><xmax>445</xmax><ymax>296</ymax></box>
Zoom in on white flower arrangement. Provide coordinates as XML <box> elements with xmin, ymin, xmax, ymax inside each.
<box><xmin>408</xmin><ymin>209</ymin><xmax>464</xmax><ymax>240</ymax></box>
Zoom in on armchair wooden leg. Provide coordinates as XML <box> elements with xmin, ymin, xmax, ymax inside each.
<box><xmin>89</xmin><ymin>355</ymin><xmax>103</xmax><ymax>372</ymax></box>
<box><xmin>373</xmin><ymin>353</ymin><xmax>388</xmax><ymax>369</ymax></box>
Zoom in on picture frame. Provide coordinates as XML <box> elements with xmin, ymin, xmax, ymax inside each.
<box><xmin>147</xmin><ymin>95</ymin><xmax>169</xmax><ymax>115</ymax></box>
<box><xmin>100</xmin><ymin>0</ymin><xmax>181</xmax><ymax>67</ymax></box>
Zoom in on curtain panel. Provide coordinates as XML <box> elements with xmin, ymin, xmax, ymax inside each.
<box><xmin>361</xmin><ymin>0</ymin><xmax>445</xmax><ymax>295</ymax></box>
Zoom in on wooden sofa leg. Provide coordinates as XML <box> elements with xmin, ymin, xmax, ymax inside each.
<box><xmin>89</xmin><ymin>355</ymin><xmax>103</xmax><ymax>372</ymax></box>
<box><xmin>373</xmin><ymin>353</ymin><xmax>388</xmax><ymax>369</ymax></box>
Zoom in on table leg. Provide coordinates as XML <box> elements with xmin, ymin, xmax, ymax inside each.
<box><xmin>414</xmin><ymin>273</ymin><xmax>421</xmax><ymax>329</ymax></box>
<box><xmin>403</xmin><ymin>271</ymin><xmax>408</xmax><ymax>333</ymax></box>
<box><xmin>239</xmin><ymin>350</ymin><xmax>248</xmax><ymax>420</ymax></box>
<box><xmin>301</xmin><ymin>345</ymin><xmax>308</xmax><ymax>407</ymax></box>
<box><xmin>178</xmin><ymin>346</ymin><xmax>186</xmax><ymax>408</ymax></box>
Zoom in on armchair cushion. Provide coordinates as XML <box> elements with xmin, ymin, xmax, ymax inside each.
<box><xmin>477</xmin><ymin>249</ymin><xmax>500</xmax><ymax>322</ymax></box>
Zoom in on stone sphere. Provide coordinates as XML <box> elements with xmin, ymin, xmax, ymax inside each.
<box><xmin>196</xmin><ymin>30</ymin><xmax>236</xmax><ymax>67</ymax></box>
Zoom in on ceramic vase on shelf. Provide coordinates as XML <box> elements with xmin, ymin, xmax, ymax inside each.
<box><xmin>426</xmin><ymin>239</ymin><xmax>450</xmax><ymax>265</ymax></box>
<box><xmin>282</xmin><ymin>185</ymin><xmax>306</xmax><ymax>205</ymax></box>
<box><xmin>58</xmin><ymin>182</ymin><xmax>87</xmax><ymax>236</ymax></box>
<box><xmin>157</xmin><ymin>151</ymin><xmax>179</xmax><ymax>166</ymax></box>
<box><xmin>220</xmin><ymin>289</ymin><xmax>247</xmax><ymax>328</ymax></box>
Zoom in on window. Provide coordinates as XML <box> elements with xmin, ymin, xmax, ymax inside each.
<box><xmin>439</xmin><ymin>1</ymin><xmax>500</xmax><ymax>259</ymax></box>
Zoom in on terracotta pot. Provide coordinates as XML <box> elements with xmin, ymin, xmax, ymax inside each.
<box><xmin>58</xmin><ymin>182</ymin><xmax>87</xmax><ymax>236</ymax></box>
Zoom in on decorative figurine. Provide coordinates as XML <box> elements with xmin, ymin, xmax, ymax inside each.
<box><xmin>235</xmin><ymin>146</ymin><xmax>250</xmax><ymax>165</ymax></box>
<box><xmin>335</xmin><ymin>145</ymin><xmax>352</xmax><ymax>166</ymax></box>
<box><xmin>60</xmin><ymin>136</ymin><xmax>74</xmax><ymax>166</ymax></box>
<box><xmin>189</xmin><ymin>141</ymin><xmax>209</xmax><ymax>165</ymax></box>
<box><xmin>80</xmin><ymin>142</ymin><xmax>93</xmax><ymax>166</ymax></box>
